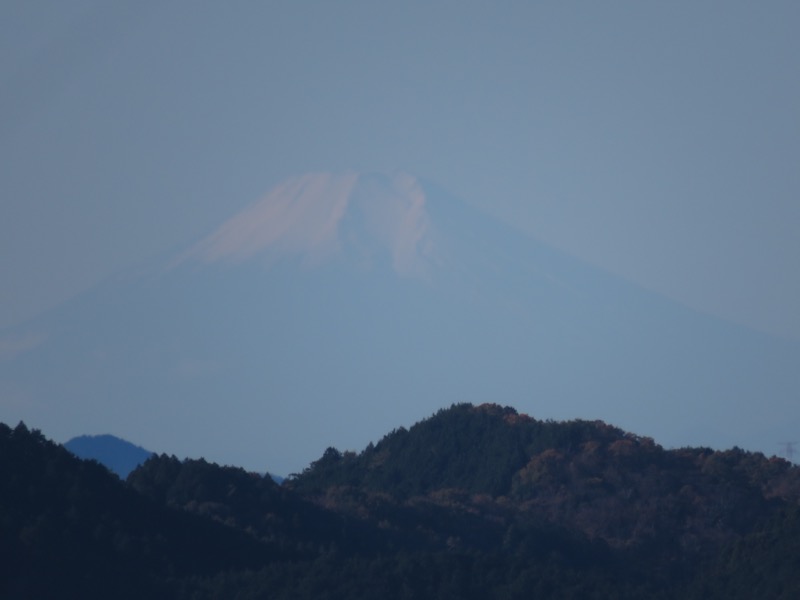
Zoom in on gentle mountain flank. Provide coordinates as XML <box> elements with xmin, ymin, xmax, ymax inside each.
<box><xmin>2</xmin><ymin>171</ymin><xmax>799</xmax><ymax>475</ymax></box>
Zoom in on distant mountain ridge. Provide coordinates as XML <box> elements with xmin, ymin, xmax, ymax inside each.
<box><xmin>63</xmin><ymin>433</ymin><xmax>285</xmax><ymax>483</ymax></box>
<box><xmin>2</xmin><ymin>171</ymin><xmax>799</xmax><ymax>474</ymax></box>
<box><xmin>65</xmin><ymin>434</ymin><xmax>154</xmax><ymax>478</ymax></box>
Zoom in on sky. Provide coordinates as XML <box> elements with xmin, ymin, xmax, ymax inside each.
<box><xmin>1</xmin><ymin>2</ymin><xmax>798</xmax><ymax>337</ymax></box>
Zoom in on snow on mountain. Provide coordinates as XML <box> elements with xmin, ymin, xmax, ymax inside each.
<box><xmin>175</xmin><ymin>172</ymin><xmax>439</xmax><ymax>277</ymax></box>
<box><xmin>2</xmin><ymin>172</ymin><xmax>799</xmax><ymax>475</ymax></box>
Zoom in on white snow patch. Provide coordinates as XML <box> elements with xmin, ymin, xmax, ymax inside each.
<box><xmin>174</xmin><ymin>171</ymin><xmax>439</xmax><ymax>277</ymax></box>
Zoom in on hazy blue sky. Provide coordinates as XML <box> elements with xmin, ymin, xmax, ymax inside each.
<box><xmin>2</xmin><ymin>0</ymin><xmax>799</xmax><ymax>341</ymax></box>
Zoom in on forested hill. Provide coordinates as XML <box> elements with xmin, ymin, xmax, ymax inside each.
<box><xmin>3</xmin><ymin>405</ymin><xmax>800</xmax><ymax>599</ymax></box>
<box><xmin>0</xmin><ymin>422</ymin><xmax>276</xmax><ymax>599</ymax></box>
<box><xmin>290</xmin><ymin>403</ymin><xmax>800</xmax><ymax>552</ymax></box>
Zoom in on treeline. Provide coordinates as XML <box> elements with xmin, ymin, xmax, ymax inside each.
<box><xmin>2</xmin><ymin>404</ymin><xmax>799</xmax><ymax>598</ymax></box>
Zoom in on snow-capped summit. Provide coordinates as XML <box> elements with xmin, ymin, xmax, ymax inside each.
<box><xmin>177</xmin><ymin>172</ymin><xmax>438</xmax><ymax>277</ymax></box>
<box><xmin>2</xmin><ymin>171</ymin><xmax>799</xmax><ymax>476</ymax></box>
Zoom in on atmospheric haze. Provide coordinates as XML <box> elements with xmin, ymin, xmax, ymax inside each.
<box><xmin>2</xmin><ymin>3</ymin><xmax>800</xmax><ymax>473</ymax></box>
<box><xmin>1</xmin><ymin>172</ymin><xmax>798</xmax><ymax>476</ymax></box>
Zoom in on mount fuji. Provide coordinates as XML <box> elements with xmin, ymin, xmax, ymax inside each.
<box><xmin>2</xmin><ymin>172</ymin><xmax>798</xmax><ymax>474</ymax></box>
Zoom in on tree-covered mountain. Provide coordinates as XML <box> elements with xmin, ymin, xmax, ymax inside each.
<box><xmin>291</xmin><ymin>404</ymin><xmax>800</xmax><ymax>553</ymax></box>
<box><xmin>0</xmin><ymin>423</ymin><xmax>275</xmax><ymax>599</ymax></box>
<box><xmin>2</xmin><ymin>405</ymin><xmax>799</xmax><ymax>598</ymax></box>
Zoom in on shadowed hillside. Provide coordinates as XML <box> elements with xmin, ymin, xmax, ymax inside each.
<box><xmin>291</xmin><ymin>404</ymin><xmax>800</xmax><ymax>555</ymax></box>
<box><xmin>2</xmin><ymin>405</ymin><xmax>800</xmax><ymax>598</ymax></box>
<box><xmin>0</xmin><ymin>423</ymin><xmax>275</xmax><ymax>599</ymax></box>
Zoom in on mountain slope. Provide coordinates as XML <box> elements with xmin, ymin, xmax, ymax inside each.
<box><xmin>1</xmin><ymin>171</ymin><xmax>799</xmax><ymax>475</ymax></box>
<box><xmin>65</xmin><ymin>434</ymin><xmax>153</xmax><ymax>478</ymax></box>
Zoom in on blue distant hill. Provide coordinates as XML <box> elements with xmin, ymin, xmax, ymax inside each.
<box><xmin>65</xmin><ymin>434</ymin><xmax>154</xmax><ymax>479</ymax></box>
<box><xmin>64</xmin><ymin>434</ymin><xmax>286</xmax><ymax>482</ymax></box>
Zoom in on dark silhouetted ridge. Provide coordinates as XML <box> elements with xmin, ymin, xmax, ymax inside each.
<box><xmin>2</xmin><ymin>407</ymin><xmax>800</xmax><ymax>598</ymax></box>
